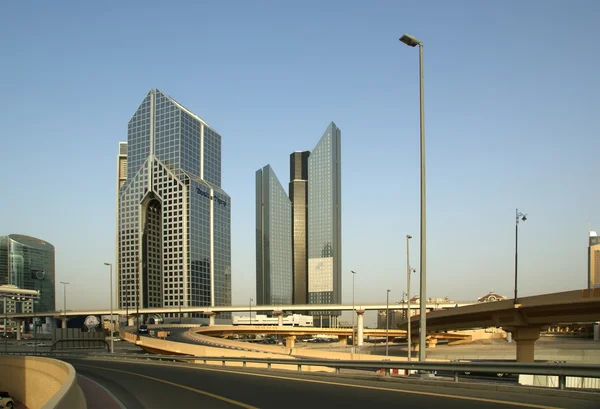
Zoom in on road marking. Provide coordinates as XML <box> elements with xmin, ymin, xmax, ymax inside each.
<box><xmin>75</xmin><ymin>363</ymin><xmax>258</xmax><ymax>409</ymax></box>
<box><xmin>184</xmin><ymin>366</ymin><xmax>563</xmax><ymax>409</ymax></box>
<box><xmin>79</xmin><ymin>359</ymin><xmax>563</xmax><ymax>409</ymax></box>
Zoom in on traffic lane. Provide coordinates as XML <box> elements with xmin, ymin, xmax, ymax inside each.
<box><xmin>435</xmin><ymin>370</ymin><xmax>519</xmax><ymax>383</ymax></box>
<box><xmin>67</xmin><ymin>359</ymin><xmax>597</xmax><ymax>409</ymax></box>
<box><xmin>71</xmin><ymin>360</ymin><xmax>252</xmax><ymax>409</ymax></box>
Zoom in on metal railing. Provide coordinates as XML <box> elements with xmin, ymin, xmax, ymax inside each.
<box><xmin>51</xmin><ymin>338</ymin><xmax>110</xmax><ymax>352</ymax></box>
<box><xmin>4</xmin><ymin>350</ymin><xmax>597</xmax><ymax>391</ymax></box>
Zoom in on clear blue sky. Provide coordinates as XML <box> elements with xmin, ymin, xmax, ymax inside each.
<box><xmin>1</xmin><ymin>1</ymin><xmax>599</xmax><ymax>313</ymax></box>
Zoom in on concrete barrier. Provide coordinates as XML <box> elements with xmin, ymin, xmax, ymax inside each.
<box><xmin>0</xmin><ymin>356</ymin><xmax>86</xmax><ymax>409</ymax></box>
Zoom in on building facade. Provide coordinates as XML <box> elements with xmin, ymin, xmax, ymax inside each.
<box><xmin>117</xmin><ymin>89</ymin><xmax>231</xmax><ymax>317</ymax></box>
<box><xmin>589</xmin><ymin>231</ymin><xmax>600</xmax><ymax>289</ymax></box>
<box><xmin>256</xmin><ymin>122</ymin><xmax>341</xmax><ymax>325</ymax></box>
<box><xmin>289</xmin><ymin>151</ymin><xmax>310</xmax><ymax>304</ymax></box>
<box><xmin>307</xmin><ymin>122</ymin><xmax>342</xmax><ymax>313</ymax></box>
<box><xmin>0</xmin><ymin>234</ymin><xmax>55</xmax><ymax>313</ymax></box>
<box><xmin>256</xmin><ymin>166</ymin><xmax>293</xmax><ymax>305</ymax></box>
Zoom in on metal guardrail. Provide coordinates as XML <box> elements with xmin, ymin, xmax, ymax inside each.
<box><xmin>51</xmin><ymin>338</ymin><xmax>110</xmax><ymax>352</ymax></box>
<box><xmin>3</xmin><ymin>351</ymin><xmax>599</xmax><ymax>391</ymax></box>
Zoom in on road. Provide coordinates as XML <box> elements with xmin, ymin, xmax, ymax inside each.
<box><xmin>68</xmin><ymin>358</ymin><xmax>597</xmax><ymax>409</ymax></box>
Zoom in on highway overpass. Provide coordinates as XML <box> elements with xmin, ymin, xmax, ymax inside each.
<box><xmin>6</xmin><ymin>301</ymin><xmax>473</xmax><ymax>320</ymax></box>
<box><xmin>399</xmin><ymin>288</ymin><xmax>600</xmax><ymax>362</ymax></box>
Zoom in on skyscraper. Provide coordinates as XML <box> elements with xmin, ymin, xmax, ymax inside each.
<box><xmin>307</xmin><ymin>122</ymin><xmax>342</xmax><ymax>312</ymax></box>
<box><xmin>256</xmin><ymin>122</ymin><xmax>341</xmax><ymax>324</ymax></box>
<box><xmin>0</xmin><ymin>234</ymin><xmax>55</xmax><ymax>313</ymax></box>
<box><xmin>256</xmin><ymin>165</ymin><xmax>293</xmax><ymax>305</ymax></box>
<box><xmin>588</xmin><ymin>231</ymin><xmax>600</xmax><ymax>289</ymax></box>
<box><xmin>290</xmin><ymin>151</ymin><xmax>310</xmax><ymax>305</ymax></box>
<box><xmin>117</xmin><ymin>89</ymin><xmax>231</xmax><ymax>318</ymax></box>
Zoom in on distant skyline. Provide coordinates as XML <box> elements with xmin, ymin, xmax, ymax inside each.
<box><xmin>1</xmin><ymin>1</ymin><xmax>599</xmax><ymax>313</ymax></box>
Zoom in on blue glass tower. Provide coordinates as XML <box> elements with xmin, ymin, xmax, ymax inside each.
<box><xmin>256</xmin><ymin>122</ymin><xmax>341</xmax><ymax>325</ymax></box>
<box><xmin>307</xmin><ymin>122</ymin><xmax>342</xmax><ymax>315</ymax></box>
<box><xmin>256</xmin><ymin>165</ymin><xmax>293</xmax><ymax>305</ymax></box>
<box><xmin>117</xmin><ymin>89</ymin><xmax>231</xmax><ymax>317</ymax></box>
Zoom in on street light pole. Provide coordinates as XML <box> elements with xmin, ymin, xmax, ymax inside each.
<box><xmin>60</xmin><ymin>281</ymin><xmax>69</xmax><ymax>327</ymax></box>
<box><xmin>351</xmin><ymin>270</ymin><xmax>357</xmax><ymax>352</ymax></box>
<box><xmin>125</xmin><ymin>279</ymin><xmax>131</xmax><ymax>326</ymax></box>
<box><xmin>3</xmin><ymin>295</ymin><xmax>7</xmax><ymax>353</ymax></box>
<box><xmin>104</xmin><ymin>262</ymin><xmax>114</xmax><ymax>354</ymax></box>
<box><xmin>400</xmin><ymin>33</ymin><xmax>427</xmax><ymax>361</ymax></box>
<box><xmin>406</xmin><ymin>235</ymin><xmax>412</xmax><ymax>361</ymax></box>
<box><xmin>514</xmin><ymin>209</ymin><xmax>527</xmax><ymax>304</ymax></box>
<box><xmin>136</xmin><ymin>259</ymin><xmax>141</xmax><ymax>341</ymax></box>
<box><xmin>249</xmin><ymin>298</ymin><xmax>253</xmax><ymax>326</ymax></box>
<box><xmin>386</xmin><ymin>289</ymin><xmax>390</xmax><ymax>356</ymax></box>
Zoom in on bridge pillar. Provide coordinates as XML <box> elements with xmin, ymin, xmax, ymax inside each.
<box><xmin>356</xmin><ymin>310</ymin><xmax>365</xmax><ymax>347</ymax></box>
<box><xmin>273</xmin><ymin>311</ymin><xmax>284</xmax><ymax>327</ymax></box>
<box><xmin>594</xmin><ymin>322</ymin><xmax>599</xmax><ymax>341</ymax></box>
<box><xmin>128</xmin><ymin>317</ymin><xmax>135</xmax><ymax>326</ymax></box>
<box><xmin>507</xmin><ymin>326</ymin><xmax>541</xmax><ymax>363</ymax></box>
<box><xmin>203</xmin><ymin>312</ymin><xmax>216</xmax><ymax>326</ymax></box>
<box><xmin>426</xmin><ymin>338</ymin><xmax>438</xmax><ymax>349</ymax></box>
<box><xmin>15</xmin><ymin>320</ymin><xmax>22</xmax><ymax>341</ymax></box>
<box><xmin>338</xmin><ymin>335</ymin><xmax>349</xmax><ymax>345</ymax></box>
<box><xmin>61</xmin><ymin>318</ymin><xmax>68</xmax><ymax>329</ymax></box>
<box><xmin>285</xmin><ymin>335</ymin><xmax>296</xmax><ymax>348</ymax></box>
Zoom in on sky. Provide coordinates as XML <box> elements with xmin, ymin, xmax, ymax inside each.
<box><xmin>1</xmin><ymin>1</ymin><xmax>599</xmax><ymax>316</ymax></box>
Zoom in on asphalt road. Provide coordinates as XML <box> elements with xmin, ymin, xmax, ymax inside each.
<box><xmin>68</xmin><ymin>358</ymin><xmax>598</xmax><ymax>409</ymax></box>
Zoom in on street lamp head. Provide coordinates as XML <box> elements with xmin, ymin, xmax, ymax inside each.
<box><xmin>351</xmin><ymin>270</ymin><xmax>357</xmax><ymax>274</ymax></box>
<box><xmin>104</xmin><ymin>262</ymin><xmax>111</xmax><ymax>266</ymax></box>
<box><xmin>387</xmin><ymin>289</ymin><xmax>391</xmax><ymax>293</ymax></box>
<box><xmin>406</xmin><ymin>234</ymin><xmax>412</xmax><ymax>239</ymax></box>
<box><xmin>400</xmin><ymin>34</ymin><xmax>421</xmax><ymax>47</ymax></box>
<box><xmin>521</xmin><ymin>215</ymin><xmax>527</xmax><ymax>222</ymax></box>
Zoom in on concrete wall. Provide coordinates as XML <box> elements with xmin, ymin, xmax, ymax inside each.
<box><xmin>0</xmin><ymin>356</ymin><xmax>86</xmax><ymax>409</ymax></box>
<box><xmin>130</xmin><ymin>330</ymin><xmax>450</xmax><ymax>364</ymax></box>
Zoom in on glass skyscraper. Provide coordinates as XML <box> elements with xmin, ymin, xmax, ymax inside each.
<box><xmin>290</xmin><ymin>151</ymin><xmax>310</xmax><ymax>305</ymax></box>
<box><xmin>256</xmin><ymin>165</ymin><xmax>293</xmax><ymax>305</ymax></box>
<box><xmin>117</xmin><ymin>89</ymin><xmax>231</xmax><ymax>317</ymax></box>
<box><xmin>256</xmin><ymin>122</ymin><xmax>341</xmax><ymax>324</ymax></box>
<box><xmin>307</xmin><ymin>122</ymin><xmax>342</xmax><ymax>311</ymax></box>
<box><xmin>0</xmin><ymin>234</ymin><xmax>55</xmax><ymax>312</ymax></box>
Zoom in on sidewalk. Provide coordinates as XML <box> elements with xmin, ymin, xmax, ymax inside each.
<box><xmin>77</xmin><ymin>374</ymin><xmax>124</xmax><ymax>409</ymax></box>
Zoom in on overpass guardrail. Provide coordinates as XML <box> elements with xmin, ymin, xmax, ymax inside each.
<box><xmin>3</xmin><ymin>350</ymin><xmax>599</xmax><ymax>391</ymax></box>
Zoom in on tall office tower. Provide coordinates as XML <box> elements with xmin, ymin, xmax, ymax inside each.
<box><xmin>115</xmin><ymin>142</ymin><xmax>127</xmax><ymax>291</ymax></box>
<box><xmin>255</xmin><ymin>122</ymin><xmax>341</xmax><ymax>326</ymax></box>
<box><xmin>588</xmin><ymin>231</ymin><xmax>600</xmax><ymax>289</ymax></box>
<box><xmin>117</xmin><ymin>89</ymin><xmax>231</xmax><ymax>318</ymax></box>
<box><xmin>256</xmin><ymin>165</ymin><xmax>293</xmax><ymax>305</ymax></box>
<box><xmin>0</xmin><ymin>234</ymin><xmax>55</xmax><ymax>313</ymax></box>
<box><xmin>289</xmin><ymin>151</ymin><xmax>310</xmax><ymax>304</ymax></box>
<box><xmin>307</xmin><ymin>122</ymin><xmax>342</xmax><ymax>325</ymax></box>
<box><xmin>117</xmin><ymin>142</ymin><xmax>128</xmax><ymax>191</ymax></box>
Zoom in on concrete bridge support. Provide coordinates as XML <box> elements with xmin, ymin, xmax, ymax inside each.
<box><xmin>506</xmin><ymin>326</ymin><xmax>541</xmax><ymax>363</ymax></box>
<box><xmin>356</xmin><ymin>310</ymin><xmax>365</xmax><ymax>347</ymax></box>
<box><xmin>203</xmin><ymin>312</ymin><xmax>216</xmax><ymax>326</ymax></box>
<box><xmin>426</xmin><ymin>338</ymin><xmax>438</xmax><ymax>349</ymax></box>
<box><xmin>61</xmin><ymin>318</ymin><xmax>68</xmax><ymax>329</ymax></box>
<box><xmin>338</xmin><ymin>335</ymin><xmax>349</xmax><ymax>345</ymax></box>
<box><xmin>285</xmin><ymin>335</ymin><xmax>296</xmax><ymax>348</ymax></box>
<box><xmin>273</xmin><ymin>311</ymin><xmax>284</xmax><ymax>327</ymax></box>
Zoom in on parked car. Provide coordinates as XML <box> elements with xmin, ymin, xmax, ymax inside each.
<box><xmin>0</xmin><ymin>391</ymin><xmax>14</xmax><ymax>408</ymax></box>
<box><xmin>138</xmin><ymin>324</ymin><xmax>149</xmax><ymax>334</ymax></box>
